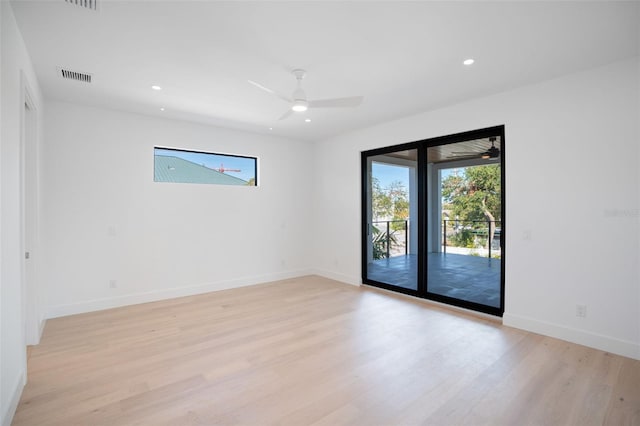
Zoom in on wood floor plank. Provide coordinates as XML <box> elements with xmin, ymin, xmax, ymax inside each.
<box><xmin>12</xmin><ymin>275</ymin><xmax>640</xmax><ymax>425</ymax></box>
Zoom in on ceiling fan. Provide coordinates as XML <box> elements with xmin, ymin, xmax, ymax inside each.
<box><xmin>248</xmin><ymin>69</ymin><xmax>364</xmax><ymax>120</ymax></box>
<box><xmin>449</xmin><ymin>137</ymin><xmax>500</xmax><ymax>160</ymax></box>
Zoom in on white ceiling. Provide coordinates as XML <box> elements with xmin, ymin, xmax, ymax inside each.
<box><xmin>10</xmin><ymin>1</ymin><xmax>640</xmax><ymax>142</ymax></box>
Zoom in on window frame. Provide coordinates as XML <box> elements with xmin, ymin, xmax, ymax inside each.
<box><xmin>154</xmin><ymin>146</ymin><xmax>258</xmax><ymax>187</ymax></box>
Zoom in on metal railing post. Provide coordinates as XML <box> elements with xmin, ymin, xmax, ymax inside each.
<box><xmin>443</xmin><ymin>219</ymin><xmax>447</xmax><ymax>254</ymax></box>
<box><xmin>386</xmin><ymin>221</ymin><xmax>390</xmax><ymax>258</ymax></box>
<box><xmin>404</xmin><ymin>220</ymin><xmax>408</xmax><ymax>255</ymax></box>
<box><xmin>487</xmin><ymin>220</ymin><xmax>492</xmax><ymax>259</ymax></box>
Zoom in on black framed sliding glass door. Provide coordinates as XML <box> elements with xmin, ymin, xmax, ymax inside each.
<box><xmin>361</xmin><ymin>126</ymin><xmax>505</xmax><ymax>316</ymax></box>
<box><xmin>362</xmin><ymin>144</ymin><xmax>421</xmax><ymax>296</ymax></box>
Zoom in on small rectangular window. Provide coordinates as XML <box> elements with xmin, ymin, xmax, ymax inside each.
<box><xmin>154</xmin><ymin>147</ymin><xmax>257</xmax><ymax>186</ymax></box>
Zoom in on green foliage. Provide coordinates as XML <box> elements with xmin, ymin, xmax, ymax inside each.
<box><xmin>371</xmin><ymin>177</ymin><xmax>392</xmax><ymax>220</ymax></box>
<box><xmin>371</xmin><ymin>177</ymin><xmax>409</xmax><ymax>226</ymax></box>
<box><xmin>371</xmin><ymin>175</ymin><xmax>407</xmax><ymax>258</ymax></box>
<box><xmin>442</xmin><ymin>165</ymin><xmax>501</xmax><ymax>255</ymax></box>
<box><xmin>372</xmin><ymin>226</ymin><xmax>398</xmax><ymax>260</ymax></box>
<box><xmin>449</xmin><ymin>229</ymin><xmax>476</xmax><ymax>248</ymax></box>
<box><xmin>387</xmin><ymin>180</ymin><xmax>409</xmax><ymax>224</ymax></box>
<box><xmin>442</xmin><ymin>165</ymin><xmax>501</xmax><ymax>223</ymax></box>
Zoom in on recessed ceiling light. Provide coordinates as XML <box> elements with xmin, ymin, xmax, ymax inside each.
<box><xmin>269</xmin><ymin>127</ymin><xmax>273</xmax><ymax>130</ymax></box>
<box><xmin>305</xmin><ymin>118</ymin><xmax>311</xmax><ymax>123</ymax></box>
<box><xmin>151</xmin><ymin>85</ymin><xmax>162</xmax><ymax>91</ymax></box>
<box><xmin>160</xmin><ymin>107</ymin><xmax>165</xmax><ymax>111</ymax></box>
<box><xmin>463</xmin><ymin>59</ymin><xmax>475</xmax><ymax>66</ymax></box>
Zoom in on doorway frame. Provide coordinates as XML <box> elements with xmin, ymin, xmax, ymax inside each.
<box><xmin>20</xmin><ymin>71</ymin><xmax>41</xmax><ymax>345</ymax></box>
<box><xmin>361</xmin><ymin>141</ymin><xmax>424</xmax><ymax>299</ymax></box>
<box><xmin>361</xmin><ymin>125</ymin><xmax>505</xmax><ymax>316</ymax></box>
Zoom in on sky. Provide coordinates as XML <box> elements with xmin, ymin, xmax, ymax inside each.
<box><xmin>440</xmin><ymin>168</ymin><xmax>460</xmax><ymax>180</ymax></box>
<box><xmin>155</xmin><ymin>147</ymin><xmax>256</xmax><ymax>182</ymax></box>
<box><xmin>372</xmin><ymin>162</ymin><xmax>409</xmax><ymax>190</ymax></box>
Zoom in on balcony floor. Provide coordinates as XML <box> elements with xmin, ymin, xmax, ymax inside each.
<box><xmin>366</xmin><ymin>253</ymin><xmax>501</xmax><ymax>308</ymax></box>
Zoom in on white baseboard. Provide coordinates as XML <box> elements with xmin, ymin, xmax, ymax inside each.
<box><xmin>25</xmin><ymin>317</ymin><xmax>47</xmax><ymax>346</ymax></box>
<box><xmin>503</xmin><ymin>312</ymin><xmax>640</xmax><ymax>360</ymax></box>
<box><xmin>2</xmin><ymin>372</ymin><xmax>25</xmax><ymax>426</ymax></box>
<box><xmin>311</xmin><ymin>268</ymin><xmax>361</xmax><ymax>286</ymax></box>
<box><xmin>38</xmin><ymin>317</ymin><xmax>46</xmax><ymax>340</ymax></box>
<box><xmin>46</xmin><ymin>269</ymin><xmax>313</xmax><ymax>319</ymax></box>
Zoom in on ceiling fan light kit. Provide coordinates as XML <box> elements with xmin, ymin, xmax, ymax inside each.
<box><xmin>249</xmin><ymin>68</ymin><xmax>364</xmax><ymax>120</ymax></box>
<box><xmin>292</xmin><ymin>99</ymin><xmax>308</xmax><ymax>112</ymax></box>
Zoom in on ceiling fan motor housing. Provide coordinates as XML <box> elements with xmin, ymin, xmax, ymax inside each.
<box><xmin>292</xmin><ymin>87</ymin><xmax>307</xmax><ymax>101</ymax></box>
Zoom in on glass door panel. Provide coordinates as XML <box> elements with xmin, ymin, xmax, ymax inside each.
<box><xmin>364</xmin><ymin>148</ymin><xmax>418</xmax><ymax>291</ymax></box>
<box><xmin>425</xmin><ymin>139</ymin><xmax>502</xmax><ymax>310</ymax></box>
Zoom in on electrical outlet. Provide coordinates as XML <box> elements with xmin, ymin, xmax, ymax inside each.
<box><xmin>576</xmin><ymin>304</ymin><xmax>587</xmax><ymax>318</ymax></box>
<box><xmin>109</xmin><ymin>280</ymin><xmax>117</xmax><ymax>289</ymax></box>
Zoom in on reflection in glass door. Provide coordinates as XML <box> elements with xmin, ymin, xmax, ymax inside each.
<box><xmin>364</xmin><ymin>148</ymin><xmax>419</xmax><ymax>292</ymax></box>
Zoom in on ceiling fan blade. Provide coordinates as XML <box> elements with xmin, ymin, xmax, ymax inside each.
<box><xmin>277</xmin><ymin>109</ymin><xmax>293</xmax><ymax>121</ymax></box>
<box><xmin>451</xmin><ymin>152</ymin><xmax>481</xmax><ymax>155</ymax></box>
<box><xmin>248</xmin><ymin>79</ymin><xmax>274</xmax><ymax>94</ymax></box>
<box><xmin>309</xmin><ymin>96</ymin><xmax>363</xmax><ymax>108</ymax></box>
<box><xmin>248</xmin><ymin>80</ymin><xmax>292</xmax><ymax>103</ymax></box>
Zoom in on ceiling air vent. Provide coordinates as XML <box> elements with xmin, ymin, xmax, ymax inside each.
<box><xmin>65</xmin><ymin>0</ymin><xmax>98</xmax><ymax>11</ymax></box>
<box><xmin>57</xmin><ymin>67</ymin><xmax>93</xmax><ymax>83</ymax></box>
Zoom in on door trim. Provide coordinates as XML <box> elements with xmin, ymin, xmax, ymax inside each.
<box><xmin>20</xmin><ymin>71</ymin><xmax>42</xmax><ymax>345</ymax></box>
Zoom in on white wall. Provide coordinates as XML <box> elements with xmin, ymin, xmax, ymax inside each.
<box><xmin>42</xmin><ymin>101</ymin><xmax>313</xmax><ymax>318</ymax></box>
<box><xmin>312</xmin><ymin>57</ymin><xmax>640</xmax><ymax>359</ymax></box>
<box><xmin>0</xmin><ymin>3</ymin><xmax>44</xmax><ymax>425</ymax></box>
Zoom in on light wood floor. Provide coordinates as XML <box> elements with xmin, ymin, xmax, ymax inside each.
<box><xmin>13</xmin><ymin>276</ymin><xmax>640</xmax><ymax>425</ymax></box>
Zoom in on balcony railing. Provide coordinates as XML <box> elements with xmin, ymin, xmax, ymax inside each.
<box><xmin>443</xmin><ymin>219</ymin><xmax>502</xmax><ymax>258</ymax></box>
<box><xmin>372</xmin><ymin>220</ymin><xmax>408</xmax><ymax>259</ymax></box>
<box><xmin>371</xmin><ymin>219</ymin><xmax>501</xmax><ymax>260</ymax></box>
